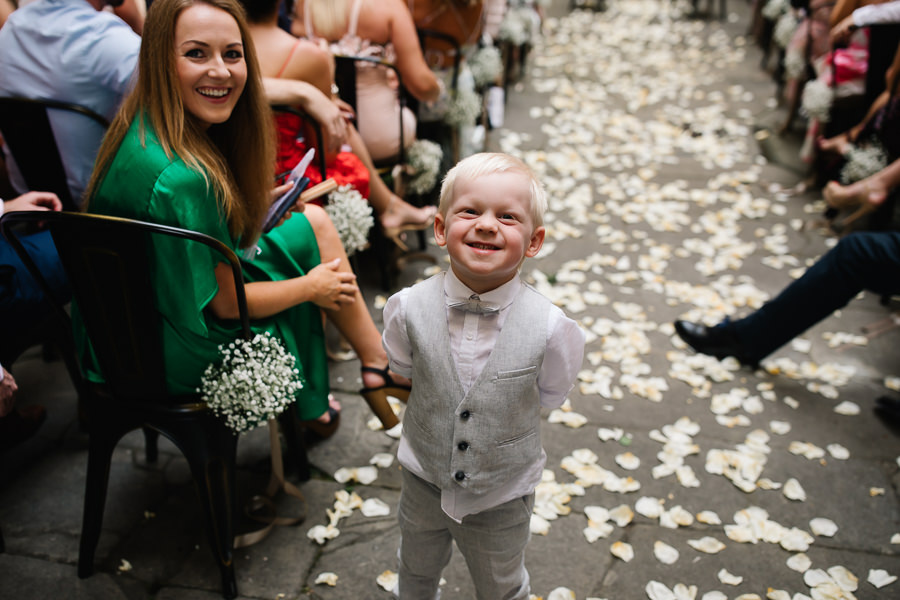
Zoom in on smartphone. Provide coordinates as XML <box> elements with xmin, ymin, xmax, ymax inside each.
<box><xmin>262</xmin><ymin>148</ymin><xmax>316</xmax><ymax>233</ymax></box>
<box><xmin>262</xmin><ymin>176</ymin><xmax>310</xmax><ymax>233</ymax></box>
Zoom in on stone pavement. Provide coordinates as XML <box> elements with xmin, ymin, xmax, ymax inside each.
<box><xmin>2</xmin><ymin>0</ymin><xmax>900</xmax><ymax>598</ymax></box>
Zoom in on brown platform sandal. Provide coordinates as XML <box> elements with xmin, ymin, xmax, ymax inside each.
<box><xmin>359</xmin><ymin>366</ymin><xmax>411</xmax><ymax>430</ymax></box>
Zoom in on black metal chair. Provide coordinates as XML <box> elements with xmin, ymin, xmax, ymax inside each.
<box><xmin>0</xmin><ymin>211</ymin><xmax>255</xmax><ymax>599</ymax></box>
<box><xmin>0</xmin><ymin>97</ymin><xmax>109</xmax><ymax>211</ymax></box>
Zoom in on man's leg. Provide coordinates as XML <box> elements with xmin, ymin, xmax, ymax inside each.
<box><xmin>732</xmin><ymin>231</ymin><xmax>900</xmax><ymax>361</ymax></box>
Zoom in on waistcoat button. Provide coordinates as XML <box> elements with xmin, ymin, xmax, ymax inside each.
<box><xmin>454</xmin><ymin>470</ymin><xmax>465</xmax><ymax>481</ymax></box>
<box><xmin>460</xmin><ymin>410</ymin><xmax>471</xmax><ymax>419</ymax></box>
<box><xmin>457</xmin><ymin>441</ymin><xmax>469</xmax><ymax>451</ymax></box>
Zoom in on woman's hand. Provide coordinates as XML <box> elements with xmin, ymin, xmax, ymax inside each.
<box><xmin>305</xmin><ymin>90</ymin><xmax>348</xmax><ymax>155</ymax></box>
<box><xmin>304</xmin><ymin>258</ymin><xmax>358</xmax><ymax>310</ymax></box>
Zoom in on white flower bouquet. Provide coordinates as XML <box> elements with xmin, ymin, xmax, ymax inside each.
<box><xmin>784</xmin><ymin>49</ymin><xmax>807</xmax><ymax>81</ymax></box>
<box><xmin>762</xmin><ymin>0</ymin><xmax>788</xmax><ymax>21</ymax></box>
<box><xmin>324</xmin><ymin>184</ymin><xmax>374</xmax><ymax>256</ymax></box>
<box><xmin>200</xmin><ymin>332</ymin><xmax>302</xmax><ymax>434</ymax></box>
<box><xmin>444</xmin><ymin>86</ymin><xmax>483</xmax><ymax>127</ymax></box>
<box><xmin>405</xmin><ymin>139</ymin><xmax>444</xmax><ymax>196</ymax></box>
<box><xmin>800</xmin><ymin>79</ymin><xmax>833</xmax><ymax>122</ymax></box>
<box><xmin>840</xmin><ymin>141</ymin><xmax>888</xmax><ymax>184</ymax></box>
<box><xmin>468</xmin><ymin>45</ymin><xmax>503</xmax><ymax>89</ymax></box>
<box><xmin>774</xmin><ymin>12</ymin><xmax>798</xmax><ymax>49</ymax></box>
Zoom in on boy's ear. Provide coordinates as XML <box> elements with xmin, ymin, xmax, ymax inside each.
<box><xmin>525</xmin><ymin>226</ymin><xmax>545</xmax><ymax>258</ymax></box>
<box><xmin>433</xmin><ymin>212</ymin><xmax>448</xmax><ymax>247</ymax></box>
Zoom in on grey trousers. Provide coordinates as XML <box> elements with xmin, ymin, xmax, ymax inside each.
<box><xmin>396</xmin><ymin>469</ymin><xmax>534</xmax><ymax>600</ymax></box>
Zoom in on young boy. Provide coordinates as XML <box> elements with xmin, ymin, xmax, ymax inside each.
<box><xmin>382</xmin><ymin>153</ymin><xmax>585</xmax><ymax>599</ymax></box>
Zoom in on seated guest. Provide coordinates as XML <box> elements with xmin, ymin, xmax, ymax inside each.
<box><xmin>241</xmin><ymin>0</ymin><xmax>436</xmax><ymax>243</ymax></box>
<box><xmin>0</xmin><ymin>191</ymin><xmax>66</xmax><ymax>452</ymax></box>
<box><xmin>675</xmin><ymin>160</ymin><xmax>900</xmax><ymax>420</ymax></box>
<box><xmin>292</xmin><ymin>0</ymin><xmax>441</xmax><ymax>163</ymax></box>
<box><xmin>0</xmin><ymin>0</ymin><xmax>142</xmax><ymax>205</ymax></box>
<box><xmin>80</xmin><ymin>0</ymin><xmax>410</xmax><ymax>433</ymax></box>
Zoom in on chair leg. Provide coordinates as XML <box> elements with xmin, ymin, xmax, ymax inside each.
<box><xmin>143</xmin><ymin>427</ymin><xmax>159</xmax><ymax>464</ymax></box>
<box><xmin>78</xmin><ymin>429</ymin><xmax>120</xmax><ymax>578</ymax></box>
<box><xmin>278</xmin><ymin>411</ymin><xmax>310</xmax><ymax>482</ymax></box>
<box><xmin>0</xmin><ymin>523</ymin><xmax>5</xmax><ymax>553</ymax></box>
<box><xmin>177</xmin><ymin>420</ymin><xmax>239</xmax><ymax>599</ymax></box>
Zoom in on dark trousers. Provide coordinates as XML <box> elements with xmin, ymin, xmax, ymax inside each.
<box><xmin>0</xmin><ymin>230</ymin><xmax>70</xmax><ymax>356</ymax></box>
<box><xmin>732</xmin><ymin>231</ymin><xmax>900</xmax><ymax>362</ymax></box>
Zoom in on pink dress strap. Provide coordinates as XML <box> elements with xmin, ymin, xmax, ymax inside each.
<box><xmin>275</xmin><ymin>38</ymin><xmax>305</xmax><ymax>78</ymax></box>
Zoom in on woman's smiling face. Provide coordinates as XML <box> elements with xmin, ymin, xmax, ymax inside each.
<box><xmin>174</xmin><ymin>3</ymin><xmax>247</xmax><ymax>128</ymax></box>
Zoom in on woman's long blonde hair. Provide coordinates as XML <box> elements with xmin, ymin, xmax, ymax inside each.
<box><xmin>85</xmin><ymin>0</ymin><xmax>275</xmax><ymax>247</ymax></box>
<box><xmin>304</xmin><ymin>0</ymin><xmax>352</xmax><ymax>40</ymax></box>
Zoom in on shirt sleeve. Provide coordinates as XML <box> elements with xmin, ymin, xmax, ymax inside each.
<box><xmin>538</xmin><ymin>307</ymin><xmax>585</xmax><ymax>409</ymax></box>
<box><xmin>382</xmin><ymin>288</ymin><xmax>414</xmax><ymax>378</ymax></box>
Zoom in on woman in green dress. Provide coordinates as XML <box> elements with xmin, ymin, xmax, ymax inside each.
<box><xmin>79</xmin><ymin>0</ymin><xmax>409</xmax><ymax>430</ymax></box>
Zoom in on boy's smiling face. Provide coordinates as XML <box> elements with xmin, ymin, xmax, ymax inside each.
<box><xmin>434</xmin><ymin>171</ymin><xmax>545</xmax><ymax>294</ymax></box>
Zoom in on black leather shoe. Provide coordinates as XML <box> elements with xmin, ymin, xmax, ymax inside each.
<box><xmin>875</xmin><ymin>396</ymin><xmax>900</xmax><ymax>426</ymax></box>
<box><xmin>674</xmin><ymin>320</ymin><xmax>759</xmax><ymax>368</ymax></box>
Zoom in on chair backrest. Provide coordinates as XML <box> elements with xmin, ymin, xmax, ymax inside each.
<box><xmin>333</xmin><ymin>54</ymin><xmax>407</xmax><ymax>167</ymax></box>
<box><xmin>0</xmin><ymin>97</ymin><xmax>109</xmax><ymax>212</ymax></box>
<box><xmin>0</xmin><ymin>211</ymin><xmax>251</xmax><ymax>404</ymax></box>
<box><xmin>416</xmin><ymin>28</ymin><xmax>462</xmax><ymax>92</ymax></box>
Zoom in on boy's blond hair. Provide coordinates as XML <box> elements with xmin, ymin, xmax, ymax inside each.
<box><xmin>438</xmin><ymin>153</ymin><xmax>547</xmax><ymax>228</ymax></box>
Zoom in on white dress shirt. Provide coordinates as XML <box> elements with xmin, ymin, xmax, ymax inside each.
<box><xmin>0</xmin><ymin>0</ymin><xmax>140</xmax><ymax>203</ymax></box>
<box><xmin>383</xmin><ymin>269</ymin><xmax>585</xmax><ymax>521</ymax></box>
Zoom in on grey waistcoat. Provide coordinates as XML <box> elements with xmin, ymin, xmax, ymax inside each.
<box><xmin>403</xmin><ymin>273</ymin><xmax>550</xmax><ymax>495</ymax></box>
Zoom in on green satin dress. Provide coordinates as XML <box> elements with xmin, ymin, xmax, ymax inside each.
<box><xmin>76</xmin><ymin>117</ymin><xmax>329</xmax><ymax>420</ymax></box>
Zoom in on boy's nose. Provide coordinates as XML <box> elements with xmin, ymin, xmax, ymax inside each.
<box><xmin>475</xmin><ymin>214</ymin><xmax>498</xmax><ymax>232</ymax></box>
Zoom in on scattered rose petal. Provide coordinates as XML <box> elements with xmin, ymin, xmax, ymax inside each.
<box><xmin>810</xmin><ymin>517</ymin><xmax>837</xmax><ymax>537</ymax></box>
<box><xmin>547</xmin><ymin>587</ymin><xmax>576</xmax><ymax>600</ymax></box>
<box><xmin>377</xmin><ymin>570</ymin><xmax>398</xmax><ymax>592</ymax></box>
<box><xmin>688</xmin><ymin>536</ymin><xmax>726</xmax><ymax>554</ymax></box>
<box><xmin>369</xmin><ymin>452</ymin><xmax>394</xmax><ymax>468</ymax></box>
<box><xmin>787</xmin><ymin>553</ymin><xmax>812</xmax><ymax>572</ymax></box>
<box><xmin>117</xmin><ymin>559</ymin><xmax>132</xmax><ymax>573</ymax></box>
<box><xmin>783</xmin><ymin>478</ymin><xmax>806</xmax><ymax>501</ymax></box>
<box><xmin>718</xmin><ymin>568</ymin><xmax>743</xmax><ymax>585</ymax></box>
<box><xmin>868</xmin><ymin>568</ymin><xmax>898</xmax><ymax>588</ymax></box>
<box><xmin>360</xmin><ymin>498</ymin><xmax>391</xmax><ymax>517</ymax></box>
<box><xmin>610</xmin><ymin>541</ymin><xmax>634</xmax><ymax>562</ymax></box>
<box><xmin>653</xmin><ymin>540</ymin><xmax>680</xmax><ymax>565</ymax></box>
<box><xmin>314</xmin><ymin>572</ymin><xmax>338</xmax><ymax>586</ymax></box>
<box><xmin>834</xmin><ymin>401</ymin><xmax>860</xmax><ymax>415</ymax></box>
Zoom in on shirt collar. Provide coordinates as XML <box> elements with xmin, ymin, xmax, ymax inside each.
<box><xmin>444</xmin><ymin>269</ymin><xmax>520</xmax><ymax>311</ymax></box>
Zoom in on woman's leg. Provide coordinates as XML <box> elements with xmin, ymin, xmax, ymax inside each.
<box><xmin>303</xmin><ymin>204</ymin><xmax>411</xmax><ymax>390</ymax></box>
<box><xmin>345</xmin><ymin>124</ymin><xmax>436</xmax><ymax>231</ymax></box>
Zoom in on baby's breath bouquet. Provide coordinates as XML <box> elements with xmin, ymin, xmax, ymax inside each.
<box><xmin>801</xmin><ymin>79</ymin><xmax>833</xmax><ymax>122</ymax></box>
<box><xmin>444</xmin><ymin>86</ymin><xmax>482</xmax><ymax>127</ymax></box>
<box><xmin>405</xmin><ymin>139</ymin><xmax>444</xmax><ymax>196</ymax></box>
<box><xmin>468</xmin><ymin>45</ymin><xmax>503</xmax><ymax>89</ymax></box>
<box><xmin>774</xmin><ymin>12</ymin><xmax>798</xmax><ymax>49</ymax></box>
<box><xmin>324</xmin><ymin>184</ymin><xmax>374</xmax><ymax>256</ymax></box>
<box><xmin>762</xmin><ymin>0</ymin><xmax>788</xmax><ymax>21</ymax></box>
<box><xmin>840</xmin><ymin>141</ymin><xmax>888</xmax><ymax>184</ymax></box>
<box><xmin>200</xmin><ymin>332</ymin><xmax>302</xmax><ymax>434</ymax></box>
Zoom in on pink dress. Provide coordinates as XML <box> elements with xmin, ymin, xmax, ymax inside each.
<box><xmin>273</xmin><ymin>39</ymin><xmax>370</xmax><ymax>199</ymax></box>
<box><xmin>304</xmin><ymin>0</ymin><xmax>416</xmax><ymax>162</ymax></box>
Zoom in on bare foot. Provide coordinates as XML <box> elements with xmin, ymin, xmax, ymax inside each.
<box><xmin>824</xmin><ymin>180</ymin><xmax>887</xmax><ymax>210</ymax></box>
<box><xmin>817</xmin><ymin>133</ymin><xmax>852</xmax><ymax>156</ymax></box>
<box><xmin>379</xmin><ymin>195</ymin><xmax>436</xmax><ymax>232</ymax></box>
